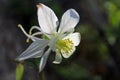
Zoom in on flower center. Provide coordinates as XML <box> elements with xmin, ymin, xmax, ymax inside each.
<box><xmin>56</xmin><ymin>38</ymin><xmax>74</xmax><ymax>55</ymax></box>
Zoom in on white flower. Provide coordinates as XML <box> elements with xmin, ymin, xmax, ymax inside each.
<box><xmin>16</xmin><ymin>3</ymin><xmax>81</xmax><ymax>72</ymax></box>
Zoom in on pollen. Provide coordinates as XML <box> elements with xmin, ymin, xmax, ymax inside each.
<box><xmin>18</xmin><ymin>24</ymin><xmax>22</xmax><ymax>28</ymax></box>
<box><xmin>26</xmin><ymin>38</ymin><xmax>30</xmax><ymax>43</ymax></box>
<box><xmin>56</xmin><ymin>38</ymin><xmax>74</xmax><ymax>55</ymax></box>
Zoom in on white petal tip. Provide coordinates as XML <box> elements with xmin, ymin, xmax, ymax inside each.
<box><xmin>62</xmin><ymin>56</ymin><xmax>70</xmax><ymax>59</ymax></box>
<box><xmin>69</xmin><ymin>9</ymin><xmax>80</xmax><ymax>19</ymax></box>
<box><xmin>36</xmin><ymin>3</ymin><xmax>43</xmax><ymax>8</ymax></box>
<box><xmin>53</xmin><ymin>61</ymin><xmax>61</xmax><ymax>64</ymax></box>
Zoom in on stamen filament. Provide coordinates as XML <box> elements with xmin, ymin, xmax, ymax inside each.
<box><xmin>32</xmin><ymin>32</ymin><xmax>42</xmax><ymax>36</ymax></box>
<box><xmin>26</xmin><ymin>37</ymin><xmax>36</xmax><ymax>43</ymax></box>
<box><xmin>18</xmin><ymin>24</ymin><xmax>31</xmax><ymax>38</ymax></box>
<box><xmin>26</xmin><ymin>32</ymin><xmax>42</xmax><ymax>43</ymax></box>
<box><xmin>18</xmin><ymin>24</ymin><xmax>36</xmax><ymax>42</ymax></box>
<box><xmin>29</xmin><ymin>26</ymin><xmax>42</xmax><ymax>35</ymax></box>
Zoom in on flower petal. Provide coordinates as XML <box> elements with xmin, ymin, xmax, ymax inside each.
<box><xmin>62</xmin><ymin>47</ymin><xmax>76</xmax><ymax>58</ymax></box>
<box><xmin>49</xmin><ymin>37</ymin><xmax>58</xmax><ymax>51</ymax></box>
<box><xmin>16</xmin><ymin>40</ymin><xmax>49</xmax><ymax>61</ymax></box>
<box><xmin>37</xmin><ymin>3</ymin><xmax>58</xmax><ymax>34</ymax></box>
<box><xmin>53</xmin><ymin>50</ymin><xmax>62</xmax><ymax>64</ymax></box>
<box><xmin>58</xmin><ymin>9</ymin><xmax>80</xmax><ymax>33</ymax></box>
<box><xmin>64</xmin><ymin>32</ymin><xmax>81</xmax><ymax>46</ymax></box>
<box><xmin>39</xmin><ymin>48</ymin><xmax>51</xmax><ymax>72</ymax></box>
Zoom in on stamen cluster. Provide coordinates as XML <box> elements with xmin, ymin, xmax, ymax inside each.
<box><xmin>56</xmin><ymin>38</ymin><xmax>74</xmax><ymax>55</ymax></box>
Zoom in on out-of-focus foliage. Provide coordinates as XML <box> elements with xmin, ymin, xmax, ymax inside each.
<box><xmin>104</xmin><ymin>1</ymin><xmax>120</xmax><ymax>45</ymax></box>
<box><xmin>55</xmin><ymin>63</ymin><xmax>92</xmax><ymax>80</ymax></box>
<box><xmin>105</xmin><ymin>2</ymin><xmax>120</xmax><ymax>27</ymax></box>
<box><xmin>16</xmin><ymin>63</ymin><xmax>24</xmax><ymax>80</ymax></box>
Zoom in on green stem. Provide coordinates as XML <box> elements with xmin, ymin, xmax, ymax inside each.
<box><xmin>39</xmin><ymin>71</ymin><xmax>45</xmax><ymax>80</ymax></box>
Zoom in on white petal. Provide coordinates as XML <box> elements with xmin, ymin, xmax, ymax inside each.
<box><xmin>49</xmin><ymin>37</ymin><xmax>58</xmax><ymax>51</ymax></box>
<box><xmin>58</xmin><ymin>9</ymin><xmax>80</xmax><ymax>33</ymax></box>
<box><xmin>62</xmin><ymin>47</ymin><xmax>76</xmax><ymax>58</ymax></box>
<box><xmin>64</xmin><ymin>33</ymin><xmax>81</xmax><ymax>46</ymax></box>
<box><xmin>53</xmin><ymin>50</ymin><xmax>62</xmax><ymax>64</ymax></box>
<box><xmin>37</xmin><ymin>3</ymin><xmax>58</xmax><ymax>34</ymax></box>
<box><xmin>16</xmin><ymin>40</ymin><xmax>48</xmax><ymax>61</ymax></box>
<box><xmin>39</xmin><ymin>48</ymin><xmax>51</xmax><ymax>72</ymax></box>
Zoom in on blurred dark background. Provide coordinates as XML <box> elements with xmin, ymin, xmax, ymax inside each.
<box><xmin>0</xmin><ymin>0</ymin><xmax>120</xmax><ymax>80</ymax></box>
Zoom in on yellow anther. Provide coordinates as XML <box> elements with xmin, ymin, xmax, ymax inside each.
<box><xmin>29</xmin><ymin>32</ymin><xmax>32</xmax><ymax>35</ymax></box>
<box><xmin>18</xmin><ymin>24</ymin><xmax>22</xmax><ymax>28</ymax></box>
<box><xmin>56</xmin><ymin>38</ymin><xmax>74</xmax><ymax>55</ymax></box>
<box><xmin>26</xmin><ymin>38</ymin><xmax>30</xmax><ymax>43</ymax></box>
<box><xmin>17</xmin><ymin>24</ymin><xmax>31</xmax><ymax>42</ymax></box>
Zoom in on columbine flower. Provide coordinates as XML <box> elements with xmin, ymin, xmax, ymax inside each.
<box><xmin>16</xmin><ymin>3</ymin><xmax>81</xmax><ymax>72</ymax></box>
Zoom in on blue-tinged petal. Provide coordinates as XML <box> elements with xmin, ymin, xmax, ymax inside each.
<box><xmin>39</xmin><ymin>48</ymin><xmax>51</xmax><ymax>72</ymax></box>
<box><xmin>16</xmin><ymin>40</ymin><xmax>49</xmax><ymax>61</ymax></box>
<box><xmin>37</xmin><ymin>3</ymin><xmax>58</xmax><ymax>34</ymax></box>
<box><xmin>58</xmin><ymin>9</ymin><xmax>80</xmax><ymax>33</ymax></box>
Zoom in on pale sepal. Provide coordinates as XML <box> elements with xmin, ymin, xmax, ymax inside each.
<box><xmin>39</xmin><ymin>48</ymin><xmax>51</xmax><ymax>72</ymax></box>
<box><xmin>53</xmin><ymin>50</ymin><xmax>62</xmax><ymax>64</ymax></box>
<box><xmin>16</xmin><ymin>40</ymin><xmax>49</xmax><ymax>61</ymax></box>
<box><xmin>37</xmin><ymin>3</ymin><xmax>58</xmax><ymax>34</ymax></box>
<box><xmin>59</xmin><ymin>9</ymin><xmax>80</xmax><ymax>33</ymax></box>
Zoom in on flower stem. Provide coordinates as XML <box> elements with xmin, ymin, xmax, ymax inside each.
<box><xmin>39</xmin><ymin>71</ymin><xmax>46</xmax><ymax>80</ymax></box>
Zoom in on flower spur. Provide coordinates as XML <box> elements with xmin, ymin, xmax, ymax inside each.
<box><xmin>16</xmin><ymin>3</ymin><xmax>81</xmax><ymax>72</ymax></box>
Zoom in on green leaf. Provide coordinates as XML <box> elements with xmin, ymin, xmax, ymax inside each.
<box><xmin>16</xmin><ymin>63</ymin><xmax>24</xmax><ymax>80</ymax></box>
